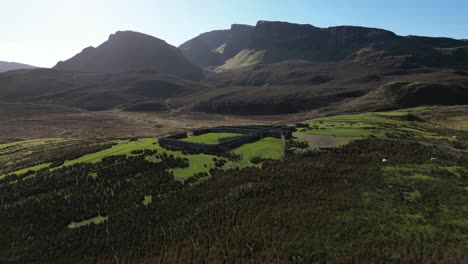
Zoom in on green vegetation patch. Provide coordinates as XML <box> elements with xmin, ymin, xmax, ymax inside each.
<box><xmin>4</xmin><ymin>163</ymin><xmax>52</xmax><ymax>179</ymax></box>
<box><xmin>405</xmin><ymin>105</ymin><xmax>468</xmax><ymax>131</ymax></box>
<box><xmin>182</xmin><ymin>133</ymin><xmax>244</xmax><ymax>144</ymax></box>
<box><xmin>170</xmin><ymin>153</ymin><xmax>217</xmax><ymax>180</ymax></box>
<box><xmin>301</xmin><ymin>111</ymin><xmax>438</xmax><ymax>139</ymax></box>
<box><xmin>1</xmin><ymin>137</ymin><xmax>466</xmax><ymax>262</ymax></box>
<box><xmin>57</xmin><ymin>137</ymin><xmax>285</xmax><ymax>181</ymax></box>
<box><xmin>233</xmin><ymin>137</ymin><xmax>284</xmax><ymax>161</ymax></box>
<box><xmin>215</xmin><ymin>49</ymin><xmax>266</xmax><ymax>71</ymax></box>
<box><xmin>0</xmin><ymin>138</ymin><xmax>113</xmax><ymax>178</ymax></box>
<box><xmin>67</xmin><ymin>215</ymin><xmax>108</xmax><ymax>229</ymax></box>
<box><xmin>0</xmin><ymin>138</ymin><xmax>68</xmax><ymax>151</ymax></box>
<box><xmin>143</xmin><ymin>195</ymin><xmax>153</xmax><ymax>206</ymax></box>
<box><xmin>61</xmin><ymin>139</ymin><xmax>152</xmax><ymax>166</ymax></box>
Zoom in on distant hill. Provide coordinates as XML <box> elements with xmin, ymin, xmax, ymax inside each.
<box><xmin>1</xmin><ymin>23</ymin><xmax>467</xmax><ymax>117</ymax></box>
<box><xmin>0</xmin><ymin>61</ymin><xmax>36</xmax><ymax>73</ymax></box>
<box><xmin>181</xmin><ymin>21</ymin><xmax>468</xmax><ymax>71</ymax></box>
<box><xmin>53</xmin><ymin>31</ymin><xmax>203</xmax><ymax>80</ymax></box>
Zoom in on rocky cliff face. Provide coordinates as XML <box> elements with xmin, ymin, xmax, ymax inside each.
<box><xmin>251</xmin><ymin>21</ymin><xmax>399</xmax><ymax>62</ymax></box>
<box><xmin>181</xmin><ymin>20</ymin><xmax>468</xmax><ymax>70</ymax></box>
<box><xmin>179</xmin><ymin>29</ymin><xmax>231</xmax><ymax>67</ymax></box>
<box><xmin>54</xmin><ymin>31</ymin><xmax>203</xmax><ymax>80</ymax></box>
<box><xmin>179</xmin><ymin>24</ymin><xmax>254</xmax><ymax>68</ymax></box>
<box><xmin>220</xmin><ymin>24</ymin><xmax>254</xmax><ymax>60</ymax></box>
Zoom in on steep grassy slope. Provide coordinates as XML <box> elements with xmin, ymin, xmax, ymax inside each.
<box><xmin>214</xmin><ymin>49</ymin><xmax>266</xmax><ymax>72</ymax></box>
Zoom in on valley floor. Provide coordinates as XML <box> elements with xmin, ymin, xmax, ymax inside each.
<box><xmin>0</xmin><ymin>105</ymin><xmax>467</xmax><ymax>263</ymax></box>
<box><xmin>0</xmin><ymin>102</ymin><xmax>297</xmax><ymax>142</ymax></box>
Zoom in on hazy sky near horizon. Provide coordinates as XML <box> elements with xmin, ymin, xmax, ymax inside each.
<box><xmin>2</xmin><ymin>0</ymin><xmax>467</xmax><ymax>67</ymax></box>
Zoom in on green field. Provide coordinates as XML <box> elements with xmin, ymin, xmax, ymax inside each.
<box><xmin>6</xmin><ymin>106</ymin><xmax>466</xmax><ymax>180</ymax></box>
<box><xmin>182</xmin><ymin>133</ymin><xmax>244</xmax><ymax>144</ymax></box>
<box><xmin>233</xmin><ymin>137</ymin><xmax>284</xmax><ymax>160</ymax></box>
<box><xmin>9</xmin><ymin>163</ymin><xmax>52</xmax><ymax>177</ymax></box>
<box><xmin>61</xmin><ymin>139</ymin><xmax>153</xmax><ymax>166</ymax></box>
<box><xmin>3</xmin><ymin>135</ymin><xmax>285</xmax><ymax>181</ymax></box>
<box><xmin>296</xmin><ymin>111</ymin><xmax>438</xmax><ymax>139</ymax></box>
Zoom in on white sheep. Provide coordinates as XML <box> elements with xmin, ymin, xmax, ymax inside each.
<box><xmin>382</xmin><ymin>159</ymin><xmax>388</xmax><ymax>163</ymax></box>
<box><xmin>431</xmin><ymin>158</ymin><xmax>437</xmax><ymax>161</ymax></box>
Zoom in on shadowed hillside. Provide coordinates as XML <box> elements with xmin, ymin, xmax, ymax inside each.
<box><xmin>0</xmin><ymin>61</ymin><xmax>36</xmax><ymax>73</ymax></box>
<box><xmin>0</xmin><ymin>69</ymin><xmax>207</xmax><ymax>111</ymax></box>
<box><xmin>180</xmin><ymin>24</ymin><xmax>254</xmax><ymax>68</ymax></box>
<box><xmin>54</xmin><ymin>31</ymin><xmax>203</xmax><ymax>80</ymax></box>
<box><xmin>181</xmin><ymin>21</ymin><xmax>468</xmax><ymax>71</ymax></box>
<box><xmin>0</xmin><ymin>21</ymin><xmax>467</xmax><ymax>117</ymax></box>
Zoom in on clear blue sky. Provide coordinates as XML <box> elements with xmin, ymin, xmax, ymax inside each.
<box><xmin>2</xmin><ymin>0</ymin><xmax>467</xmax><ymax>67</ymax></box>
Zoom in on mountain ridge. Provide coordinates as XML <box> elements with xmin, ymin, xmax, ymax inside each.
<box><xmin>180</xmin><ymin>20</ymin><xmax>468</xmax><ymax>70</ymax></box>
<box><xmin>0</xmin><ymin>61</ymin><xmax>37</xmax><ymax>73</ymax></box>
<box><xmin>53</xmin><ymin>30</ymin><xmax>204</xmax><ymax>80</ymax></box>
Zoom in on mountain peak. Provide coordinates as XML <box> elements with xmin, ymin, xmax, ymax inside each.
<box><xmin>53</xmin><ymin>30</ymin><xmax>203</xmax><ymax>80</ymax></box>
<box><xmin>108</xmin><ymin>30</ymin><xmax>163</xmax><ymax>41</ymax></box>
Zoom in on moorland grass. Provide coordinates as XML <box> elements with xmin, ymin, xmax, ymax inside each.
<box><xmin>0</xmin><ymin>138</ymin><xmax>70</xmax><ymax>151</ymax></box>
<box><xmin>301</xmin><ymin>111</ymin><xmax>438</xmax><ymax>138</ymax></box>
<box><xmin>1</xmin><ymin>138</ymin><xmax>110</xmax><ymax>177</ymax></box>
